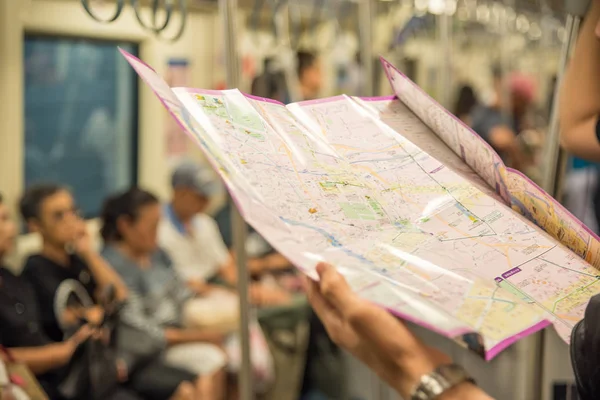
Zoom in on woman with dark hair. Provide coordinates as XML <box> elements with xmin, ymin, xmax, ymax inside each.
<box><xmin>100</xmin><ymin>187</ymin><xmax>228</xmax><ymax>399</ymax></box>
<box><xmin>453</xmin><ymin>84</ymin><xmax>478</xmax><ymax>125</ymax></box>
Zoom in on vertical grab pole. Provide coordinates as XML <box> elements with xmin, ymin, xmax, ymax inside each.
<box><xmin>219</xmin><ymin>0</ymin><xmax>253</xmax><ymax>399</ymax></box>
<box><xmin>437</xmin><ymin>10</ymin><xmax>452</xmax><ymax>108</ymax></box>
<box><xmin>358</xmin><ymin>1</ymin><xmax>382</xmax><ymax>398</ymax></box>
<box><xmin>359</xmin><ymin>0</ymin><xmax>374</xmax><ymax>96</ymax></box>
<box><xmin>541</xmin><ymin>0</ymin><xmax>589</xmax><ymax>196</ymax></box>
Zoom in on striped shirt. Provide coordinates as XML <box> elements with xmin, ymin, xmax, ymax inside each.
<box><xmin>101</xmin><ymin>245</ymin><xmax>193</xmax><ymax>343</ymax></box>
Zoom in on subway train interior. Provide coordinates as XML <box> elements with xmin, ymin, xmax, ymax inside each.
<box><xmin>0</xmin><ymin>0</ymin><xmax>595</xmax><ymax>399</ymax></box>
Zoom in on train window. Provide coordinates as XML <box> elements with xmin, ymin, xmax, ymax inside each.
<box><xmin>23</xmin><ymin>35</ymin><xmax>139</xmax><ymax>218</ymax></box>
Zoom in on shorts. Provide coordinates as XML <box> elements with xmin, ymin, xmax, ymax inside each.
<box><xmin>127</xmin><ymin>357</ymin><xmax>197</xmax><ymax>400</ymax></box>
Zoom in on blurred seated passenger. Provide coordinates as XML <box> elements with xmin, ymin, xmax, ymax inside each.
<box><xmin>159</xmin><ymin>161</ymin><xmax>291</xmax><ymax>306</ymax></box>
<box><xmin>297</xmin><ymin>51</ymin><xmax>322</xmax><ymax>101</ymax></box>
<box><xmin>102</xmin><ymin>187</ymin><xmax>275</xmax><ymax>393</ymax></box>
<box><xmin>100</xmin><ymin>188</ymin><xmax>229</xmax><ymax>391</ymax></box>
<box><xmin>470</xmin><ymin>71</ymin><xmax>535</xmax><ymax>170</ymax></box>
<box><xmin>18</xmin><ymin>185</ymin><xmax>212</xmax><ymax>400</ymax></box>
<box><xmin>453</xmin><ymin>84</ymin><xmax>478</xmax><ymax>125</ymax></box>
<box><xmin>19</xmin><ymin>184</ymin><xmax>129</xmax><ymax>341</ymax></box>
<box><xmin>1</xmin><ymin>192</ymin><xmax>161</xmax><ymax>400</ymax></box>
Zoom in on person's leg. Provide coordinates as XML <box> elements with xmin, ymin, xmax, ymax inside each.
<box><xmin>170</xmin><ymin>381</ymin><xmax>196</xmax><ymax>400</ymax></box>
<box><xmin>194</xmin><ymin>372</ymin><xmax>218</xmax><ymax>400</ymax></box>
<box><xmin>127</xmin><ymin>356</ymin><xmax>197</xmax><ymax>400</ymax></box>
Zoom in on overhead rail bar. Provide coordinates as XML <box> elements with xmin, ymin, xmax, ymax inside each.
<box><xmin>79</xmin><ymin>0</ymin><xmax>188</xmax><ymax>41</ymax></box>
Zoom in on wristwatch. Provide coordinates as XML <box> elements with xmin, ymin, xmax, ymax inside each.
<box><xmin>410</xmin><ymin>364</ymin><xmax>476</xmax><ymax>400</ymax></box>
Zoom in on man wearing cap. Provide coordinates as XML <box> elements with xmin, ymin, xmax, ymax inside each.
<box><xmin>470</xmin><ymin>70</ymin><xmax>535</xmax><ymax>171</ymax></box>
<box><xmin>159</xmin><ymin>161</ymin><xmax>290</xmax><ymax>306</ymax></box>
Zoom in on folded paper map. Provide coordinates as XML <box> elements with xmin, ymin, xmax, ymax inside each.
<box><xmin>120</xmin><ymin>49</ymin><xmax>600</xmax><ymax>360</ymax></box>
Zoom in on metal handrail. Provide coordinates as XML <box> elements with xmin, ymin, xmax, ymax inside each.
<box><xmin>79</xmin><ymin>0</ymin><xmax>187</xmax><ymax>42</ymax></box>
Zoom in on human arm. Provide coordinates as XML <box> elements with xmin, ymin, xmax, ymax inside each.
<box><xmin>306</xmin><ymin>263</ymin><xmax>493</xmax><ymax>400</ymax></box>
<box><xmin>247</xmin><ymin>253</ymin><xmax>292</xmax><ymax>275</ymax></box>
<box><xmin>73</xmin><ymin>224</ymin><xmax>128</xmax><ymax>302</ymax></box>
<box><xmin>187</xmin><ymin>279</ymin><xmax>213</xmax><ymax>296</ymax></box>
<box><xmin>223</xmin><ymin>253</ymin><xmax>291</xmax><ymax>281</ymax></box>
<box><xmin>559</xmin><ymin>0</ymin><xmax>600</xmax><ymax>160</ymax></box>
<box><xmin>7</xmin><ymin>325</ymin><xmax>93</xmax><ymax>375</ymax></box>
<box><xmin>164</xmin><ymin>328</ymin><xmax>224</xmax><ymax>346</ymax></box>
<box><xmin>61</xmin><ymin>304</ymin><xmax>104</xmax><ymax>327</ymax></box>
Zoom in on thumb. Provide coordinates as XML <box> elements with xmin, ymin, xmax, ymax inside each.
<box><xmin>316</xmin><ymin>263</ymin><xmax>360</xmax><ymax>311</ymax></box>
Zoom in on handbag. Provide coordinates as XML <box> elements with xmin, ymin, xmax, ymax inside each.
<box><xmin>101</xmin><ymin>284</ymin><xmax>165</xmax><ymax>374</ymax></box>
<box><xmin>114</xmin><ymin>321</ymin><xmax>165</xmax><ymax>373</ymax></box>
<box><xmin>0</xmin><ymin>346</ymin><xmax>48</xmax><ymax>400</ymax></box>
<box><xmin>53</xmin><ymin>281</ymin><xmax>120</xmax><ymax>400</ymax></box>
<box><xmin>57</xmin><ymin>339</ymin><xmax>119</xmax><ymax>400</ymax></box>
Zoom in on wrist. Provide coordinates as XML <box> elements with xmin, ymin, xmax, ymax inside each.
<box><xmin>62</xmin><ymin>340</ymin><xmax>77</xmax><ymax>361</ymax></box>
<box><xmin>438</xmin><ymin>382</ymin><xmax>488</xmax><ymax>400</ymax></box>
<box><xmin>77</xmin><ymin>249</ymin><xmax>96</xmax><ymax>261</ymax></box>
<box><xmin>397</xmin><ymin>361</ymin><xmax>484</xmax><ymax>400</ymax></box>
<box><xmin>392</xmin><ymin>354</ymin><xmax>438</xmax><ymax>398</ymax></box>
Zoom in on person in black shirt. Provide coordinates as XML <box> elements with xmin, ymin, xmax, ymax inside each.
<box><xmin>0</xmin><ymin>192</ymin><xmax>144</xmax><ymax>400</ymax></box>
<box><xmin>19</xmin><ymin>184</ymin><xmax>130</xmax><ymax>342</ymax></box>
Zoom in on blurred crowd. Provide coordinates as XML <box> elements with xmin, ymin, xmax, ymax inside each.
<box><xmin>453</xmin><ymin>69</ymin><xmax>600</xmax><ymax>235</ymax></box>
<box><xmin>0</xmin><ymin>160</ymin><xmax>318</xmax><ymax>400</ymax></box>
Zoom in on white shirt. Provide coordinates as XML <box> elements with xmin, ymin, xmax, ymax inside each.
<box><xmin>159</xmin><ymin>206</ymin><xmax>230</xmax><ymax>281</ymax></box>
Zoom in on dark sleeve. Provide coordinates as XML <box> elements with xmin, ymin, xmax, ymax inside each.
<box><xmin>22</xmin><ymin>260</ymin><xmax>62</xmax><ymax>342</ymax></box>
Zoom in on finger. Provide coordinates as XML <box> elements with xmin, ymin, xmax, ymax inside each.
<box><xmin>306</xmin><ymin>278</ymin><xmax>342</xmax><ymax>332</ymax></box>
<box><xmin>78</xmin><ymin>324</ymin><xmax>93</xmax><ymax>338</ymax></box>
<box><xmin>316</xmin><ymin>263</ymin><xmax>360</xmax><ymax>311</ymax></box>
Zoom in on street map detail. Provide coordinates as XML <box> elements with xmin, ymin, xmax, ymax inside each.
<box><xmin>122</xmin><ymin>49</ymin><xmax>600</xmax><ymax>360</ymax></box>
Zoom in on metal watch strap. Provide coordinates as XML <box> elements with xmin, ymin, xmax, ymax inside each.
<box><xmin>410</xmin><ymin>364</ymin><xmax>476</xmax><ymax>400</ymax></box>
